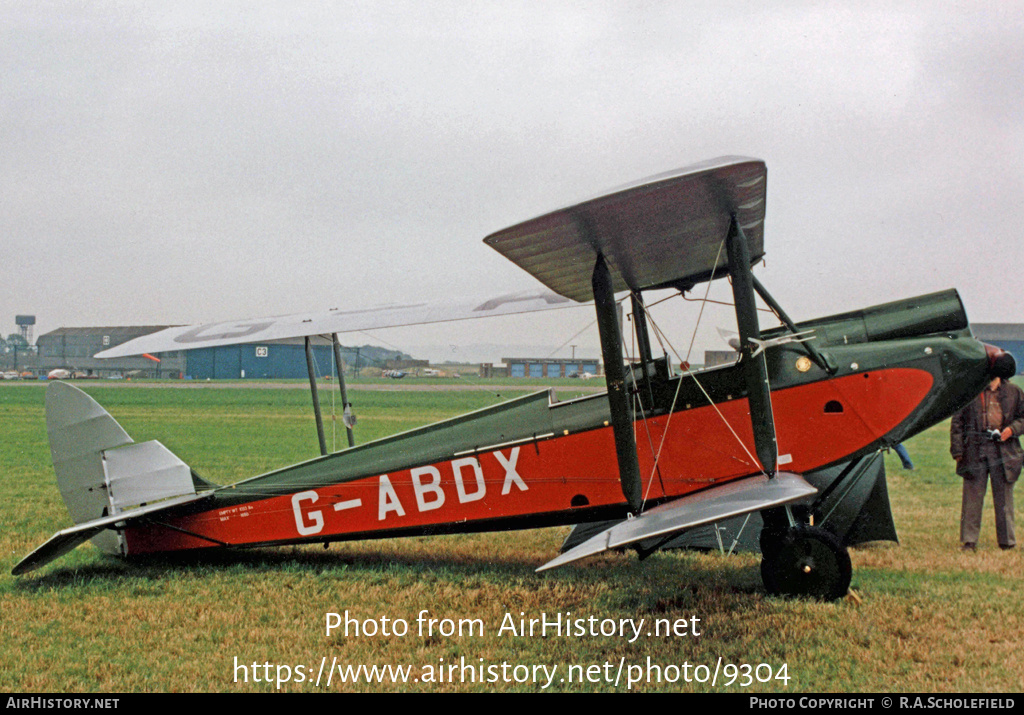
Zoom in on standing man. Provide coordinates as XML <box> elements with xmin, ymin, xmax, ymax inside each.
<box><xmin>950</xmin><ymin>376</ymin><xmax>1024</xmax><ymax>551</ymax></box>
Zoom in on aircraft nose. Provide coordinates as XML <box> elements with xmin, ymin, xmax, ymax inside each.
<box><xmin>985</xmin><ymin>343</ymin><xmax>1017</xmax><ymax>379</ymax></box>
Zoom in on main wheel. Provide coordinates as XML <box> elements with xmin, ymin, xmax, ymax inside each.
<box><xmin>759</xmin><ymin>525</ymin><xmax>785</xmax><ymax>558</ymax></box>
<box><xmin>760</xmin><ymin>526</ymin><xmax>851</xmax><ymax>601</ymax></box>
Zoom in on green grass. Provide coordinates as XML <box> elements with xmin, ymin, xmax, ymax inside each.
<box><xmin>1</xmin><ymin>382</ymin><xmax>1022</xmax><ymax>692</ymax></box>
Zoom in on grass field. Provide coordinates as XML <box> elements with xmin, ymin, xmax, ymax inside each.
<box><xmin>2</xmin><ymin>381</ymin><xmax>1022</xmax><ymax>693</ymax></box>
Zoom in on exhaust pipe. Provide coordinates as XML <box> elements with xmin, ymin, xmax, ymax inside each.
<box><xmin>985</xmin><ymin>343</ymin><xmax>1017</xmax><ymax>379</ymax></box>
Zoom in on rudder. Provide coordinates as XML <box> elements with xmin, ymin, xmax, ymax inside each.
<box><xmin>43</xmin><ymin>382</ymin><xmax>201</xmax><ymax>557</ymax></box>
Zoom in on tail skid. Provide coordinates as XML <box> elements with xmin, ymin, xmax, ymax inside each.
<box><xmin>12</xmin><ymin>382</ymin><xmax>211</xmax><ymax>575</ymax></box>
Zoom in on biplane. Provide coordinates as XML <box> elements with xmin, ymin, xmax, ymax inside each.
<box><xmin>14</xmin><ymin>157</ymin><xmax>1014</xmax><ymax>601</ymax></box>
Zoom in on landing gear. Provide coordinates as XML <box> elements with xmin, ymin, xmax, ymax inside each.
<box><xmin>760</xmin><ymin>525</ymin><xmax>851</xmax><ymax>602</ymax></box>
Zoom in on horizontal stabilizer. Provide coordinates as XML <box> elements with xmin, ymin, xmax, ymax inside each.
<box><xmin>11</xmin><ymin>492</ymin><xmax>211</xmax><ymax>575</ymax></box>
<box><xmin>94</xmin><ymin>289</ymin><xmax>578</xmax><ymax>358</ymax></box>
<box><xmin>486</xmin><ymin>157</ymin><xmax>766</xmax><ymax>302</ymax></box>
<box><xmin>537</xmin><ymin>473</ymin><xmax>815</xmax><ymax>572</ymax></box>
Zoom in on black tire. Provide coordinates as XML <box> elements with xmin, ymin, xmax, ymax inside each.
<box><xmin>760</xmin><ymin>553</ymin><xmax>779</xmax><ymax>593</ymax></box>
<box><xmin>760</xmin><ymin>526</ymin><xmax>851</xmax><ymax>601</ymax></box>
<box><xmin>759</xmin><ymin>526</ymin><xmax>785</xmax><ymax>558</ymax></box>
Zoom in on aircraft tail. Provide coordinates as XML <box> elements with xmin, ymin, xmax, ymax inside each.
<box><xmin>12</xmin><ymin>382</ymin><xmax>211</xmax><ymax>575</ymax></box>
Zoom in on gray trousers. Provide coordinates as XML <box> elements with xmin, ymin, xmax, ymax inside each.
<box><xmin>960</xmin><ymin>447</ymin><xmax>1016</xmax><ymax>547</ymax></box>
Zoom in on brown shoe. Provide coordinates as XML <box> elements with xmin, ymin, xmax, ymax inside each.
<box><xmin>961</xmin><ymin>543</ymin><xmax>977</xmax><ymax>552</ymax></box>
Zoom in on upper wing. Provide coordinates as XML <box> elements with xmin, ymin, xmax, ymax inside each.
<box><xmin>98</xmin><ymin>157</ymin><xmax>764</xmax><ymax>358</ymax></box>
<box><xmin>484</xmin><ymin>156</ymin><xmax>766</xmax><ymax>302</ymax></box>
<box><xmin>95</xmin><ymin>289</ymin><xmax>577</xmax><ymax>358</ymax></box>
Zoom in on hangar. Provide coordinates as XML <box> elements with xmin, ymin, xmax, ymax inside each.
<box><xmin>31</xmin><ymin>327</ymin><xmax>404</xmax><ymax>380</ymax></box>
<box><xmin>34</xmin><ymin>327</ymin><xmax>186</xmax><ymax>378</ymax></box>
<box><xmin>187</xmin><ymin>341</ymin><xmax>342</xmax><ymax>380</ymax></box>
<box><xmin>503</xmin><ymin>356</ymin><xmax>601</xmax><ymax>378</ymax></box>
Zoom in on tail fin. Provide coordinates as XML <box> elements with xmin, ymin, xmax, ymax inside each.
<box><xmin>13</xmin><ymin>382</ymin><xmax>210</xmax><ymax>575</ymax></box>
<box><xmin>47</xmin><ymin>381</ymin><xmax>134</xmax><ymax>553</ymax></box>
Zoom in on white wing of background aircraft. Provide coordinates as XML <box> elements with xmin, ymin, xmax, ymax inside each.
<box><xmin>94</xmin><ymin>289</ymin><xmax>579</xmax><ymax>358</ymax></box>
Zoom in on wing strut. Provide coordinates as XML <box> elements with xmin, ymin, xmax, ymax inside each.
<box><xmin>592</xmin><ymin>253</ymin><xmax>643</xmax><ymax>512</ymax></box>
<box><xmin>305</xmin><ymin>335</ymin><xmax>356</xmax><ymax>455</ymax></box>
<box><xmin>630</xmin><ymin>293</ymin><xmax>656</xmax><ymax>407</ymax></box>
<box><xmin>305</xmin><ymin>336</ymin><xmax>328</xmax><ymax>456</ymax></box>
<box><xmin>331</xmin><ymin>333</ymin><xmax>356</xmax><ymax>448</ymax></box>
<box><xmin>726</xmin><ymin>216</ymin><xmax>777</xmax><ymax>477</ymax></box>
<box><xmin>751</xmin><ymin>276</ymin><xmax>835</xmax><ymax>374</ymax></box>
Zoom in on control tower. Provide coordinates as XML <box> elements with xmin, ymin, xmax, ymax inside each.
<box><xmin>15</xmin><ymin>315</ymin><xmax>35</xmax><ymax>344</ymax></box>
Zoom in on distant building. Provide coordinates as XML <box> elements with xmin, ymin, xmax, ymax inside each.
<box><xmin>385</xmin><ymin>358</ymin><xmax>430</xmax><ymax>371</ymax></box>
<box><xmin>502</xmin><ymin>357</ymin><xmax>601</xmax><ymax>378</ymax></box>
<box><xmin>34</xmin><ymin>327</ymin><xmax>186</xmax><ymax>378</ymax></box>
<box><xmin>186</xmin><ymin>342</ymin><xmax>335</xmax><ymax>380</ymax></box>
<box><xmin>162</xmin><ymin>340</ymin><xmax>404</xmax><ymax>379</ymax></box>
<box><xmin>30</xmin><ymin>327</ymin><xmax>404</xmax><ymax>380</ymax></box>
<box><xmin>971</xmin><ymin>323</ymin><xmax>1024</xmax><ymax>374</ymax></box>
<box><xmin>478</xmin><ymin>363</ymin><xmax>508</xmax><ymax>378</ymax></box>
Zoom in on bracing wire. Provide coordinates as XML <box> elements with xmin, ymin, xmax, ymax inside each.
<box><xmin>543</xmin><ymin>317</ymin><xmax>598</xmax><ymax>360</ymax></box>
<box><xmin>324</xmin><ymin>335</ymin><xmax>337</xmax><ymax>453</ymax></box>
<box><xmin>682</xmin><ymin>292</ymin><xmax>776</xmax><ymax>314</ymax></box>
<box><xmin>640</xmin><ymin>300</ymin><xmax>767</xmax><ymax>487</ymax></box>
<box><xmin>624</xmin><ymin>298</ymin><xmax>666</xmax><ymax>498</ymax></box>
<box><xmin>635</xmin><ymin>239</ymin><xmax>770</xmax><ymax>510</ymax></box>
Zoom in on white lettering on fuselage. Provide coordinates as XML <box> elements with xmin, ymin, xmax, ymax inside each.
<box><xmin>291</xmin><ymin>490</ymin><xmax>323</xmax><ymax>536</ymax></box>
<box><xmin>411</xmin><ymin>466</ymin><xmax>445</xmax><ymax>511</ymax></box>
<box><xmin>496</xmin><ymin>448</ymin><xmax>526</xmax><ymax>494</ymax></box>
<box><xmin>290</xmin><ymin>447</ymin><xmax>529</xmax><ymax>535</ymax></box>
<box><xmin>452</xmin><ymin>457</ymin><xmax>486</xmax><ymax>503</ymax></box>
<box><xmin>378</xmin><ymin>475</ymin><xmax>405</xmax><ymax>520</ymax></box>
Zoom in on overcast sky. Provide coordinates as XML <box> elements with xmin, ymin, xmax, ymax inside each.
<box><xmin>2</xmin><ymin>2</ymin><xmax>1022</xmax><ymax>364</ymax></box>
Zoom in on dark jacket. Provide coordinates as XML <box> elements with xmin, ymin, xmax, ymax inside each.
<box><xmin>950</xmin><ymin>380</ymin><xmax>1024</xmax><ymax>482</ymax></box>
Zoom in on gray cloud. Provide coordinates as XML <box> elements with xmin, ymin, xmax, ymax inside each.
<box><xmin>2</xmin><ymin>2</ymin><xmax>1021</xmax><ymax>360</ymax></box>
